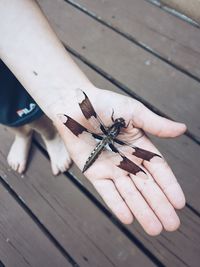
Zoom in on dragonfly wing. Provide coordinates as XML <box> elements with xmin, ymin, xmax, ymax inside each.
<box><xmin>114</xmin><ymin>138</ymin><xmax>162</xmax><ymax>161</ymax></box>
<box><xmin>59</xmin><ymin>114</ymin><xmax>103</xmax><ymax>141</ymax></box>
<box><xmin>76</xmin><ymin>88</ymin><xmax>108</xmax><ymax>134</ymax></box>
<box><xmin>109</xmin><ymin>143</ymin><xmax>147</xmax><ymax>177</ymax></box>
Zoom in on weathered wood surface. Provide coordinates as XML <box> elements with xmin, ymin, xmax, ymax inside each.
<box><xmin>1</xmin><ymin>0</ymin><xmax>200</xmax><ymax>266</ymax></box>
<box><xmin>74</xmin><ymin>0</ymin><xmax>200</xmax><ymax>78</ymax></box>
<box><xmin>0</xmin><ymin>179</ymin><xmax>70</xmax><ymax>267</ymax></box>
<box><xmin>0</xmin><ymin>126</ymin><xmax>156</xmax><ymax>267</ymax></box>
<box><xmin>38</xmin><ymin>0</ymin><xmax>200</xmax><ymax>139</ymax></box>
<box><xmin>160</xmin><ymin>0</ymin><xmax>200</xmax><ymax>24</ymax></box>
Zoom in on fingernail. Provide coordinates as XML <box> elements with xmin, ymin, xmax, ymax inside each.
<box><xmin>150</xmin><ymin>156</ymin><xmax>164</xmax><ymax>163</ymax></box>
<box><xmin>56</xmin><ymin>114</ymin><xmax>67</xmax><ymax>124</ymax></box>
<box><xmin>177</xmin><ymin>122</ymin><xmax>187</xmax><ymax>130</ymax></box>
<box><xmin>137</xmin><ymin>170</ymin><xmax>148</xmax><ymax>179</ymax></box>
<box><xmin>181</xmin><ymin>123</ymin><xmax>187</xmax><ymax>131</ymax></box>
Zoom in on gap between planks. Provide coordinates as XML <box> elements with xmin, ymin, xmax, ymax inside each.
<box><xmin>145</xmin><ymin>0</ymin><xmax>200</xmax><ymax>28</ymax></box>
<box><xmin>0</xmin><ymin>175</ymin><xmax>80</xmax><ymax>267</ymax></box>
<box><xmin>64</xmin><ymin>0</ymin><xmax>200</xmax><ymax>84</ymax></box>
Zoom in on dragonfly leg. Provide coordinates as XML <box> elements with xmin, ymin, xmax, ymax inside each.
<box><xmin>111</xmin><ymin>108</ymin><xmax>115</xmax><ymax>122</ymax></box>
<box><xmin>124</xmin><ymin>119</ymin><xmax>131</xmax><ymax>128</ymax></box>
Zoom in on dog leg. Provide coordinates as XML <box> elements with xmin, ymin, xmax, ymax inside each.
<box><xmin>7</xmin><ymin>124</ymin><xmax>33</xmax><ymax>173</ymax></box>
<box><xmin>30</xmin><ymin>115</ymin><xmax>72</xmax><ymax>175</ymax></box>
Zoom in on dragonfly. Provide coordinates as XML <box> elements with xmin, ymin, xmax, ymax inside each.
<box><xmin>60</xmin><ymin>89</ymin><xmax>162</xmax><ymax>176</ymax></box>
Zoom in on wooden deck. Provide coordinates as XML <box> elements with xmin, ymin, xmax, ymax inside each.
<box><xmin>0</xmin><ymin>0</ymin><xmax>200</xmax><ymax>266</ymax></box>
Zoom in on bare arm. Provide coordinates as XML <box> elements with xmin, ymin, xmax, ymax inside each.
<box><xmin>0</xmin><ymin>0</ymin><xmax>94</xmax><ymax>120</ymax></box>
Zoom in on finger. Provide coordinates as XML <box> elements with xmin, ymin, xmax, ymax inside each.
<box><xmin>130</xmin><ymin>171</ymin><xmax>181</xmax><ymax>232</ymax></box>
<box><xmin>114</xmin><ymin>176</ymin><xmax>163</xmax><ymax>236</ymax></box>
<box><xmin>136</xmin><ymin>136</ymin><xmax>186</xmax><ymax>209</ymax></box>
<box><xmin>132</xmin><ymin>102</ymin><xmax>187</xmax><ymax>137</ymax></box>
<box><xmin>92</xmin><ymin>179</ymin><xmax>134</xmax><ymax>224</ymax></box>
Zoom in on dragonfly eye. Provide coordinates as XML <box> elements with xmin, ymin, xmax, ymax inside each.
<box><xmin>115</xmin><ymin>117</ymin><xmax>126</xmax><ymax>127</ymax></box>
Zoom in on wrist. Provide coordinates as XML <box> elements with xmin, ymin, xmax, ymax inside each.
<box><xmin>45</xmin><ymin>83</ymin><xmax>97</xmax><ymax>122</ymax></box>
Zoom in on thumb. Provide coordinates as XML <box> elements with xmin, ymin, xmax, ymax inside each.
<box><xmin>133</xmin><ymin>102</ymin><xmax>187</xmax><ymax>138</ymax></box>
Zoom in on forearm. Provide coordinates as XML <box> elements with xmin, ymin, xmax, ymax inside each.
<box><xmin>0</xmin><ymin>0</ymin><xmax>94</xmax><ymax>121</ymax></box>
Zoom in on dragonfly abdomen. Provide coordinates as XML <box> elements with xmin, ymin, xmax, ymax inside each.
<box><xmin>83</xmin><ymin>137</ymin><xmax>111</xmax><ymax>172</ymax></box>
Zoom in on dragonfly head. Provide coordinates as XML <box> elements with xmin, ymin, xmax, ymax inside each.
<box><xmin>114</xmin><ymin>117</ymin><xmax>126</xmax><ymax>128</ymax></box>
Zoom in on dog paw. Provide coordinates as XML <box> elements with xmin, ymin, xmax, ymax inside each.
<box><xmin>44</xmin><ymin>133</ymin><xmax>72</xmax><ymax>175</ymax></box>
<box><xmin>7</xmin><ymin>134</ymin><xmax>32</xmax><ymax>174</ymax></box>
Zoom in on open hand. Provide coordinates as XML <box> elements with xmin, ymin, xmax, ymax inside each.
<box><xmin>55</xmin><ymin>87</ymin><xmax>186</xmax><ymax>236</ymax></box>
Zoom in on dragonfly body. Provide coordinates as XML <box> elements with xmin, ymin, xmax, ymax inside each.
<box><xmin>83</xmin><ymin>118</ymin><xmax>126</xmax><ymax>172</ymax></box>
<box><xmin>61</xmin><ymin>89</ymin><xmax>161</xmax><ymax>176</ymax></box>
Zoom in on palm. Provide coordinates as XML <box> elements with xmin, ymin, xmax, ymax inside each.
<box><xmin>56</xmin><ymin>87</ymin><xmax>186</xmax><ymax>236</ymax></box>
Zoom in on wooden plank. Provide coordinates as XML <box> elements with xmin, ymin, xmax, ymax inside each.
<box><xmin>0</xmin><ymin>126</ymin><xmax>156</xmax><ymax>267</ymax></box>
<box><xmin>74</xmin><ymin>0</ymin><xmax>200</xmax><ymax>78</ymax></box>
<box><xmin>160</xmin><ymin>0</ymin><xmax>200</xmax><ymax>24</ymax></box>
<box><xmin>0</xmin><ymin>183</ymin><xmax>71</xmax><ymax>267</ymax></box>
<box><xmin>38</xmin><ymin>0</ymin><xmax>200</xmax><ymax>139</ymax></box>
<box><xmin>66</xmin><ymin>57</ymin><xmax>200</xmax><ymax>266</ymax></box>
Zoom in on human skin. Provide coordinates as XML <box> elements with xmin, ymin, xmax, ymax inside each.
<box><xmin>0</xmin><ymin>0</ymin><xmax>187</xmax><ymax>236</ymax></box>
